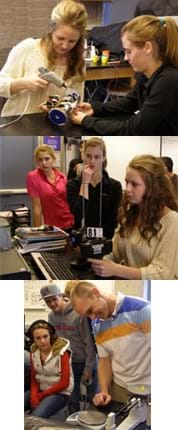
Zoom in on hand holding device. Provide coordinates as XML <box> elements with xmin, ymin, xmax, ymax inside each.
<box><xmin>70</xmin><ymin>102</ymin><xmax>94</xmax><ymax>124</ymax></box>
<box><xmin>11</xmin><ymin>77</ymin><xmax>49</xmax><ymax>93</ymax></box>
<box><xmin>88</xmin><ymin>258</ymin><xmax>118</xmax><ymax>278</ymax></box>
<box><xmin>69</xmin><ymin>109</ymin><xmax>87</xmax><ymax>125</ymax></box>
<box><xmin>38</xmin><ymin>67</ymin><xmax>67</xmax><ymax>88</ymax></box>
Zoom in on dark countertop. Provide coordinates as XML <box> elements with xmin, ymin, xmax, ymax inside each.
<box><xmin>0</xmin><ymin>112</ymin><xmax>97</xmax><ymax>136</ymax></box>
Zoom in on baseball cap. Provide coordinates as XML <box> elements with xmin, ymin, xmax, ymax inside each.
<box><xmin>40</xmin><ymin>284</ymin><xmax>62</xmax><ymax>300</ymax></box>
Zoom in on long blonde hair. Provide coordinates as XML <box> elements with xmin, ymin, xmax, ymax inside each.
<box><xmin>40</xmin><ymin>0</ymin><xmax>88</xmax><ymax>80</ymax></box>
<box><xmin>121</xmin><ymin>15</ymin><xmax>178</xmax><ymax>67</ymax></box>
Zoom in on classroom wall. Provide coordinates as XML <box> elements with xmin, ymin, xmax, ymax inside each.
<box><xmin>0</xmin><ymin>136</ymin><xmax>38</xmax><ymax>212</ymax></box>
<box><xmin>24</xmin><ymin>279</ymin><xmax>145</xmax><ymax>325</ymax></box>
<box><xmin>0</xmin><ymin>0</ymin><xmax>103</xmax><ymax>56</ymax></box>
<box><xmin>105</xmin><ymin>136</ymin><xmax>160</xmax><ymax>186</ymax></box>
<box><xmin>104</xmin><ymin>136</ymin><xmax>178</xmax><ymax>187</ymax></box>
<box><xmin>0</xmin><ymin>136</ymin><xmax>38</xmax><ymax>190</ymax></box>
<box><xmin>111</xmin><ymin>0</ymin><xmax>138</xmax><ymax>23</ymax></box>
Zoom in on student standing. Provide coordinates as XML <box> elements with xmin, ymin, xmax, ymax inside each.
<box><xmin>67</xmin><ymin>137</ymin><xmax>122</xmax><ymax>239</ymax></box>
<box><xmin>70</xmin><ymin>281</ymin><xmax>151</xmax><ymax>405</ymax></box>
<box><xmin>26</xmin><ymin>144</ymin><xmax>74</xmax><ymax>230</ymax></box>
<box><xmin>40</xmin><ymin>284</ymin><xmax>97</xmax><ymax>414</ymax></box>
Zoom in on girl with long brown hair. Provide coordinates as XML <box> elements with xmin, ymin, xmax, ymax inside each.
<box><xmin>89</xmin><ymin>155</ymin><xmax>178</xmax><ymax>279</ymax></box>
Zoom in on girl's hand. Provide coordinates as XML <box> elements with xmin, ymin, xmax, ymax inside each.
<box><xmin>69</xmin><ymin>109</ymin><xmax>87</xmax><ymax>125</ymax></box>
<box><xmin>39</xmin><ymin>102</ymin><xmax>50</xmax><ymax>112</ymax></box>
<box><xmin>10</xmin><ymin>77</ymin><xmax>49</xmax><ymax>95</ymax></box>
<box><xmin>82</xmin><ymin>165</ymin><xmax>94</xmax><ymax>184</ymax></box>
<box><xmin>22</xmin><ymin>77</ymin><xmax>50</xmax><ymax>92</ymax></box>
<box><xmin>88</xmin><ymin>259</ymin><xmax>118</xmax><ymax>277</ymax></box>
<box><xmin>77</xmin><ymin>102</ymin><xmax>94</xmax><ymax>116</ymax></box>
<box><xmin>93</xmin><ymin>392</ymin><xmax>112</xmax><ymax>406</ymax></box>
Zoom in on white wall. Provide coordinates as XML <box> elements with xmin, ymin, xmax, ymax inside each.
<box><xmin>104</xmin><ymin>136</ymin><xmax>160</xmax><ymax>186</ymax></box>
<box><xmin>103</xmin><ymin>136</ymin><xmax>178</xmax><ymax>187</ymax></box>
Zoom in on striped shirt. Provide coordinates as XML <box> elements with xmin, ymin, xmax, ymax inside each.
<box><xmin>92</xmin><ymin>292</ymin><xmax>151</xmax><ymax>389</ymax></box>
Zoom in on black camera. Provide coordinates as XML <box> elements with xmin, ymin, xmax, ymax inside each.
<box><xmin>70</xmin><ymin>227</ymin><xmax>112</xmax><ymax>260</ymax></box>
<box><xmin>46</xmin><ymin>89</ymin><xmax>80</xmax><ymax>126</ymax></box>
<box><xmin>70</xmin><ymin>228</ymin><xmax>85</xmax><ymax>248</ymax></box>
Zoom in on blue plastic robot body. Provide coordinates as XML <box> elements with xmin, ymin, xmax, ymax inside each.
<box><xmin>47</xmin><ymin>90</ymin><xmax>80</xmax><ymax>126</ymax></box>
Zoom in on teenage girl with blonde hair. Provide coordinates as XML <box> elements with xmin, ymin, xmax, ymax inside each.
<box><xmin>26</xmin><ymin>144</ymin><xmax>74</xmax><ymax>230</ymax></box>
<box><xmin>0</xmin><ymin>0</ymin><xmax>88</xmax><ymax>116</ymax></box>
<box><xmin>70</xmin><ymin>15</ymin><xmax>178</xmax><ymax>135</ymax></box>
<box><xmin>67</xmin><ymin>137</ymin><xmax>122</xmax><ymax>239</ymax></box>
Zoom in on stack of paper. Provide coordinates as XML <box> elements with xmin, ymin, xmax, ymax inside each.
<box><xmin>15</xmin><ymin>225</ymin><xmax>68</xmax><ymax>254</ymax></box>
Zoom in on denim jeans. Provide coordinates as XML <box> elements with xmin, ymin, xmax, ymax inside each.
<box><xmin>68</xmin><ymin>361</ymin><xmax>97</xmax><ymax>413</ymax></box>
<box><xmin>24</xmin><ymin>390</ymin><xmax>69</xmax><ymax>418</ymax></box>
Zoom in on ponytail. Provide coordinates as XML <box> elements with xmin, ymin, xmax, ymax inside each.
<box><xmin>121</xmin><ymin>15</ymin><xmax>178</xmax><ymax>67</ymax></box>
<box><xmin>163</xmin><ymin>17</ymin><xmax>178</xmax><ymax>68</ymax></box>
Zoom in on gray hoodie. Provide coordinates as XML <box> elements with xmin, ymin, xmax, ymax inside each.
<box><xmin>48</xmin><ymin>302</ymin><xmax>96</xmax><ymax>371</ymax></box>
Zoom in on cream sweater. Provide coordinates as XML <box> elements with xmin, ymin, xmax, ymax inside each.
<box><xmin>0</xmin><ymin>38</ymin><xmax>84</xmax><ymax>117</ymax></box>
<box><xmin>111</xmin><ymin>210</ymin><xmax>178</xmax><ymax>280</ymax></box>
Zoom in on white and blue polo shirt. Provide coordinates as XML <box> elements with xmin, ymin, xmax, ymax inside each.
<box><xmin>92</xmin><ymin>293</ymin><xmax>151</xmax><ymax>389</ymax></box>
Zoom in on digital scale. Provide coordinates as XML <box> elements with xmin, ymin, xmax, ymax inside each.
<box><xmin>25</xmin><ymin>385</ymin><xmax>151</xmax><ymax>430</ymax></box>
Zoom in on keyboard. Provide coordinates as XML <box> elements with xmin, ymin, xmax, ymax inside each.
<box><xmin>31</xmin><ymin>251</ymin><xmax>76</xmax><ymax>280</ymax></box>
<box><xmin>31</xmin><ymin>251</ymin><xmax>115</xmax><ymax>280</ymax></box>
